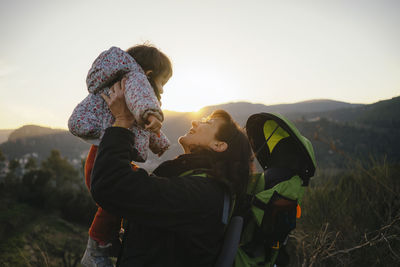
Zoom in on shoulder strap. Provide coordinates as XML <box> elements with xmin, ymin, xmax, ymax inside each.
<box><xmin>179</xmin><ymin>168</ymin><xmax>233</xmax><ymax>225</ymax></box>
<box><xmin>178</xmin><ymin>168</ymin><xmax>209</xmax><ymax>177</ymax></box>
<box><xmin>222</xmin><ymin>193</ymin><xmax>230</xmax><ymax>225</ymax></box>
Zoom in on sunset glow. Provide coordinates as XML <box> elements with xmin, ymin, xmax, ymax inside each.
<box><xmin>0</xmin><ymin>0</ymin><xmax>399</xmax><ymax>129</ymax></box>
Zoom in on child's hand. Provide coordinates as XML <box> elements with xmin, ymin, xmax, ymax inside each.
<box><xmin>145</xmin><ymin>115</ymin><xmax>162</xmax><ymax>135</ymax></box>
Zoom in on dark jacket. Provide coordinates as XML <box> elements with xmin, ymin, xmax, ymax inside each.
<box><xmin>91</xmin><ymin>127</ymin><xmax>227</xmax><ymax>267</ymax></box>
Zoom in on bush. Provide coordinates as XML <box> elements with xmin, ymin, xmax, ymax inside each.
<box><xmin>291</xmin><ymin>161</ymin><xmax>400</xmax><ymax>266</ymax></box>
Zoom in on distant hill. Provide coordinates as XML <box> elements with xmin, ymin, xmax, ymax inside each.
<box><xmin>0</xmin><ymin>126</ymin><xmax>90</xmax><ymax>164</ymax></box>
<box><xmin>160</xmin><ymin>97</ymin><xmax>400</xmax><ymax>169</ymax></box>
<box><xmin>0</xmin><ymin>130</ymin><xmax>13</xmax><ymax>144</ymax></box>
<box><xmin>199</xmin><ymin>99</ymin><xmax>362</xmax><ymax>115</ymax></box>
<box><xmin>8</xmin><ymin>125</ymin><xmax>64</xmax><ymax>141</ymax></box>
<box><xmin>303</xmin><ymin>96</ymin><xmax>400</xmax><ymax>128</ymax></box>
<box><xmin>193</xmin><ymin>99</ymin><xmax>363</xmax><ymax>126</ymax></box>
<box><xmin>0</xmin><ymin>97</ymin><xmax>399</xmax><ymax>170</ymax></box>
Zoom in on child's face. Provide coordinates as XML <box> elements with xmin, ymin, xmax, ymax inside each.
<box><xmin>153</xmin><ymin>71</ymin><xmax>171</xmax><ymax>95</ymax></box>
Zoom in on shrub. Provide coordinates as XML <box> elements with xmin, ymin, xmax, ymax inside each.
<box><xmin>291</xmin><ymin>160</ymin><xmax>400</xmax><ymax>266</ymax></box>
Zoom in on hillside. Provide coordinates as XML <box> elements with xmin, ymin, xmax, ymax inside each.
<box><xmin>0</xmin><ymin>128</ymin><xmax>90</xmax><ymax>164</ymax></box>
<box><xmin>7</xmin><ymin>125</ymin><xmax>64</xmax><ymax>141</ymax></box>
<box><xmin>0</xmin><ymin>97</ymin><xmax>399</xmax><ymax>266</ymax></box>
<box><xmin>0</xmin><ymin>97</ymin><xmax>399</xmax><ymax>170</ymax></box>
<box><xmin>194</xmin><ymin>99</ymin><xmax>363</xmax><ymax>126</ymax></box>
<box><xmin>302</xmin><ymin>96</ymin><xmax>400</xmax><ymax>128</ymax></box>
<box><xmin>0</xmin><ymin>204</ymin><xmax>88</xmax><ymax>267</ymax></box>
<box><xmin>0</xmin><ymin>130</ymin><xmax>13</xmax><ymax>144</ymax></box>
<box><xmin>152</xmin><ymin>96</ymin><xmax>400</xmax><ymax>170</ymax></box>
<box><xmin>199</xmin><ymin>99</ymin><xmax>362</xmax><ymax>116</ymax></box>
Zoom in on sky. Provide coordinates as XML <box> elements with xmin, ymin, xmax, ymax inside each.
<box><xmin>0</xmin><ymin>0</ymin><xmax>399</xmax><ymax>129</ymax></box>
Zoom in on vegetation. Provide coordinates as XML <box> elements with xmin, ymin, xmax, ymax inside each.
<box><xmin>0</xmin><ymin>204</ymin><xmax>87</xmax><ymax>267</ymax></box>
<box><xmin>0</xmin><ymin>96</ymin><xmax>399</xmax><ymax>265</ymax></box>
<box><xmin>0</xmin><ymin>149</ymin><xmax>96</xmax><ymax>266</ymax></box>
<box><xmin>1</xmin><ymin>150</ymin><xmax>399</xmax><ymax>266</ymax></box>
<box><xmin>293</xmin><ymin>118</ymin><xmax>400</xmax><ymax>169</ymax></box>
<box><xmin>1</xmin><ymin>96</ymin><xmax>399</xmax><ymax>170</ymax></box>
<box><xmin>0</xmin><ymin>129</ymin><xmax>90</xmax><ymax>164</ymax></box>
<box><xmin>289</xmin><ymin>160</ymin><xmax>400</xmax><ymax>266</ymax></box>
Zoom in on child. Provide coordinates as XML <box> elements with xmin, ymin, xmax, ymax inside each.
<box><xmin>68</xmin><ymin>44</ymin><xmax>172</xmax><ymax>267</ymax></box>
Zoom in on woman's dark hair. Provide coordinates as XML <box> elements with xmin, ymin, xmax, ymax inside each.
<box><xmin>197</xmin><ymin>110</ymin><xmax>253</xmax><ymax>200</ymax></box>
<box><xmin>126</xmin><ymin>44</ymin><xmax>172</xmax><ymax>100</ymax></box>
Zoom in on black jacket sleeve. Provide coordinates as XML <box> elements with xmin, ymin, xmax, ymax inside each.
<box><xmin>90</xmin><ymin>127</ymin><xmax>224</xmax><ymax>230</ymax></box>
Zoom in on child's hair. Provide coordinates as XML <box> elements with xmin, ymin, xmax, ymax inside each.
<box><xmin>126</xmin><ymin>44</ymin><xmax>172</xmax><ymax>100</ymax></box>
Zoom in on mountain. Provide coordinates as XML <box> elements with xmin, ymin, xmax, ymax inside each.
<box><xmin>0</xmin><ymin>97</ymin><xmax>399</xmax><ymax>170</ymax></box>
<box><xmin>0</xmin><ymin>130</ymin><xmax>13</xmax><ymax>144</ymax></box>
<box><xmin>146</xmin><ymin>97</ymin><xmax>400</xmax><ymax>169</ymax></box>
<box><xmin>7</xmin><ymin>125</ymin><xmax>64</xmax><ymax>141</ymax></box>
<box><xmin>153</xmin><ymin>97</ymin><xmax>400</xmax><ymax>170</ymax></box>
<box><xmin>303</xmin><ymin>96</ymin><xmax>400</xmax><ymax>128</ymax></box>
<box><xmin>199</xmin><ymin>99</ymin><xmax>362</xmax><ymax>116</ymax></box>
<box><xmin>194</xmin><ymin>99</ymin><xmax>363</xmax><ymax>126</ymax></box>
<box><xmin>0</xmin><ymin>126</ymin><xmax>90</xmax><ymax>164</ymax></box>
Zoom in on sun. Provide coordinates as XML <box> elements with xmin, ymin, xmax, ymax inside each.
<box><xmin>160</xmin><ymin>67</ymin><xmax>236</xmax><ymax>112</ymax></box>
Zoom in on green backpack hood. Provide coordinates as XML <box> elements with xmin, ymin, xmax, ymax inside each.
<box><xmin>246</xmin><ymin>113</ymin><xmax>316</xmax><ymax>185</ymax></box>
<box><xmin>231</xmin><ymin>113</ymin><xmax>317</xmax><ymax>267</ymax></box>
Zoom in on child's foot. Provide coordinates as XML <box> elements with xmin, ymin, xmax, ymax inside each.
<box><xmin>81</xmin><ymin>236</ymin><xmax>114</xmax><ymax>267</ymax></box>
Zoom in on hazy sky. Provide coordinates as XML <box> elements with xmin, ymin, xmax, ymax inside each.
<box><xmin>0</xmin><ymin>0</ymin><xmax>399</xmax><ymax>129</ymax></box>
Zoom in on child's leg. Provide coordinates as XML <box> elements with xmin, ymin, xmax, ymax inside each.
<box><xmin>85</xmin><ymin>145</ymin><xmax>122</xmax><ymax>245</ymax></box>
<box><xmin>85</xmin><ymin>145</ymin><xmax>98</xmax><ymax>190</ymax></box>
<box><xmin>89</xmin><ymin>207</ymin><xmax>122</xmax><ymax>245</ymax></box>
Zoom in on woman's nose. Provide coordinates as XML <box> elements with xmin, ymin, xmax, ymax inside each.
<box><xmin>191</xmin><ymin>120</ymin><xmax>199</xmax><ymax>127</ymax></box>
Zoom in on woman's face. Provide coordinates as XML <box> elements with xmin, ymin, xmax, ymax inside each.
<box><xmin>178</xmin><ymin>117</ymin><xmax>227</xmax><ymax>154</ymax></box>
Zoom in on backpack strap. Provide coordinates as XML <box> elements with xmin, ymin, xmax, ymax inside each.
<box><xmin>222</xmin><ymin>193</ymin><xmax>230</xmax><ymax>225</ymax></box>
<box><xmin>264</xmin><ymin>168</ymin><xmax>296</xmax><ymax>190</ymax></box>
<box><xmin>179</xmin><ymin>168</ymin><xmax>232</xmax><ymax>225</ymax></box>
<box><xmin>214</xmin><ymin>216</ymin><xmax>244</xmax><ymax>267</ymax></box>
<box><xmin>178</xmin><ymin>168</ymin><xmax>209</xmax><ymax>178</ymax></box>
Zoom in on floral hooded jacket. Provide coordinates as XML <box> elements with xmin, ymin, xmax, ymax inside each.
<box><xmin>68</xmin><ymin>47</ymin><xmax>170</xmax><ymax>162</ymax></box>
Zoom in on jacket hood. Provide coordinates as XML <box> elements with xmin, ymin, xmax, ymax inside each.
<box><xmin>86</xmin><ymin>46</ymin><xmax>144</xmax><ymax>94</ymax></box>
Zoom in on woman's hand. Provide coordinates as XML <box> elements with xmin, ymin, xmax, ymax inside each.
<box><xmin>101</xmin><ymin>78</ymin><xmax>135</xmax><ymax>129</ymax></box>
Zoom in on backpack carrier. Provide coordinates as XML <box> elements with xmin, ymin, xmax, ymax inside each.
<box><xmin>231</xmin><ymin>113</ymin><xmax>316</xmax><ymax>267</ymax></box>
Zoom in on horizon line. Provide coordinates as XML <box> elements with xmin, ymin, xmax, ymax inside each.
<box><xmin>1</xmin><ymin>95</ymin><xmax>398</xmax><ymax>130</ymax></box>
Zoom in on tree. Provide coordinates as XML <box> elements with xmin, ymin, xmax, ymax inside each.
<box><xmin>3</xmin><ymin>158</ymin><xmax>23</xmax><ymax>193</ymax></box>
<box><xmin>21</xmin><ymin>169</ymin><xmax>52</xmax><ymax>206</ymax></box>
<box><xmin>25</xmin><ymin>157</ymin><xmax>38</xmax><ymax>172</ymax></box>
<box><xmin>0</xmin><ymin>149</ymin><xmax>6</xmax><ymax>178</ymax></box>
<box><xmin>0</xmin><ymin>149</ymin><xmax>5</xmax><ymax>162</ymax></box>
<box><xmin>41</xmin><ymin>150</ymin><xmax>79</xmax><ymax>186</ymax></box>
<box><xmin>5</xmin><ymin>159</ymin><xmax>22</xmax><ymax>183</ymax></box>
<box><xmin>8</xmin><ymin>159</ymin><xmax>20</xmax><ymax>172</ymax></box>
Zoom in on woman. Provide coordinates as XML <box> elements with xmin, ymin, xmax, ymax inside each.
<box><xmin>90</xmin><ymin>79</ymin><xmax>252</xmax><ymax>267</ymax></box>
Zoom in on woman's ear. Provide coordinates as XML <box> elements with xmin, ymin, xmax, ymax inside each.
<box><xmin>145</xmin><ymin>70</ymin><xmax>153</xmax><ymax>78</ymax></box>
<box><xmin>211</xmin><ymin>141</ymin><xmax>228</xmax><ymax>153</ymax></box>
